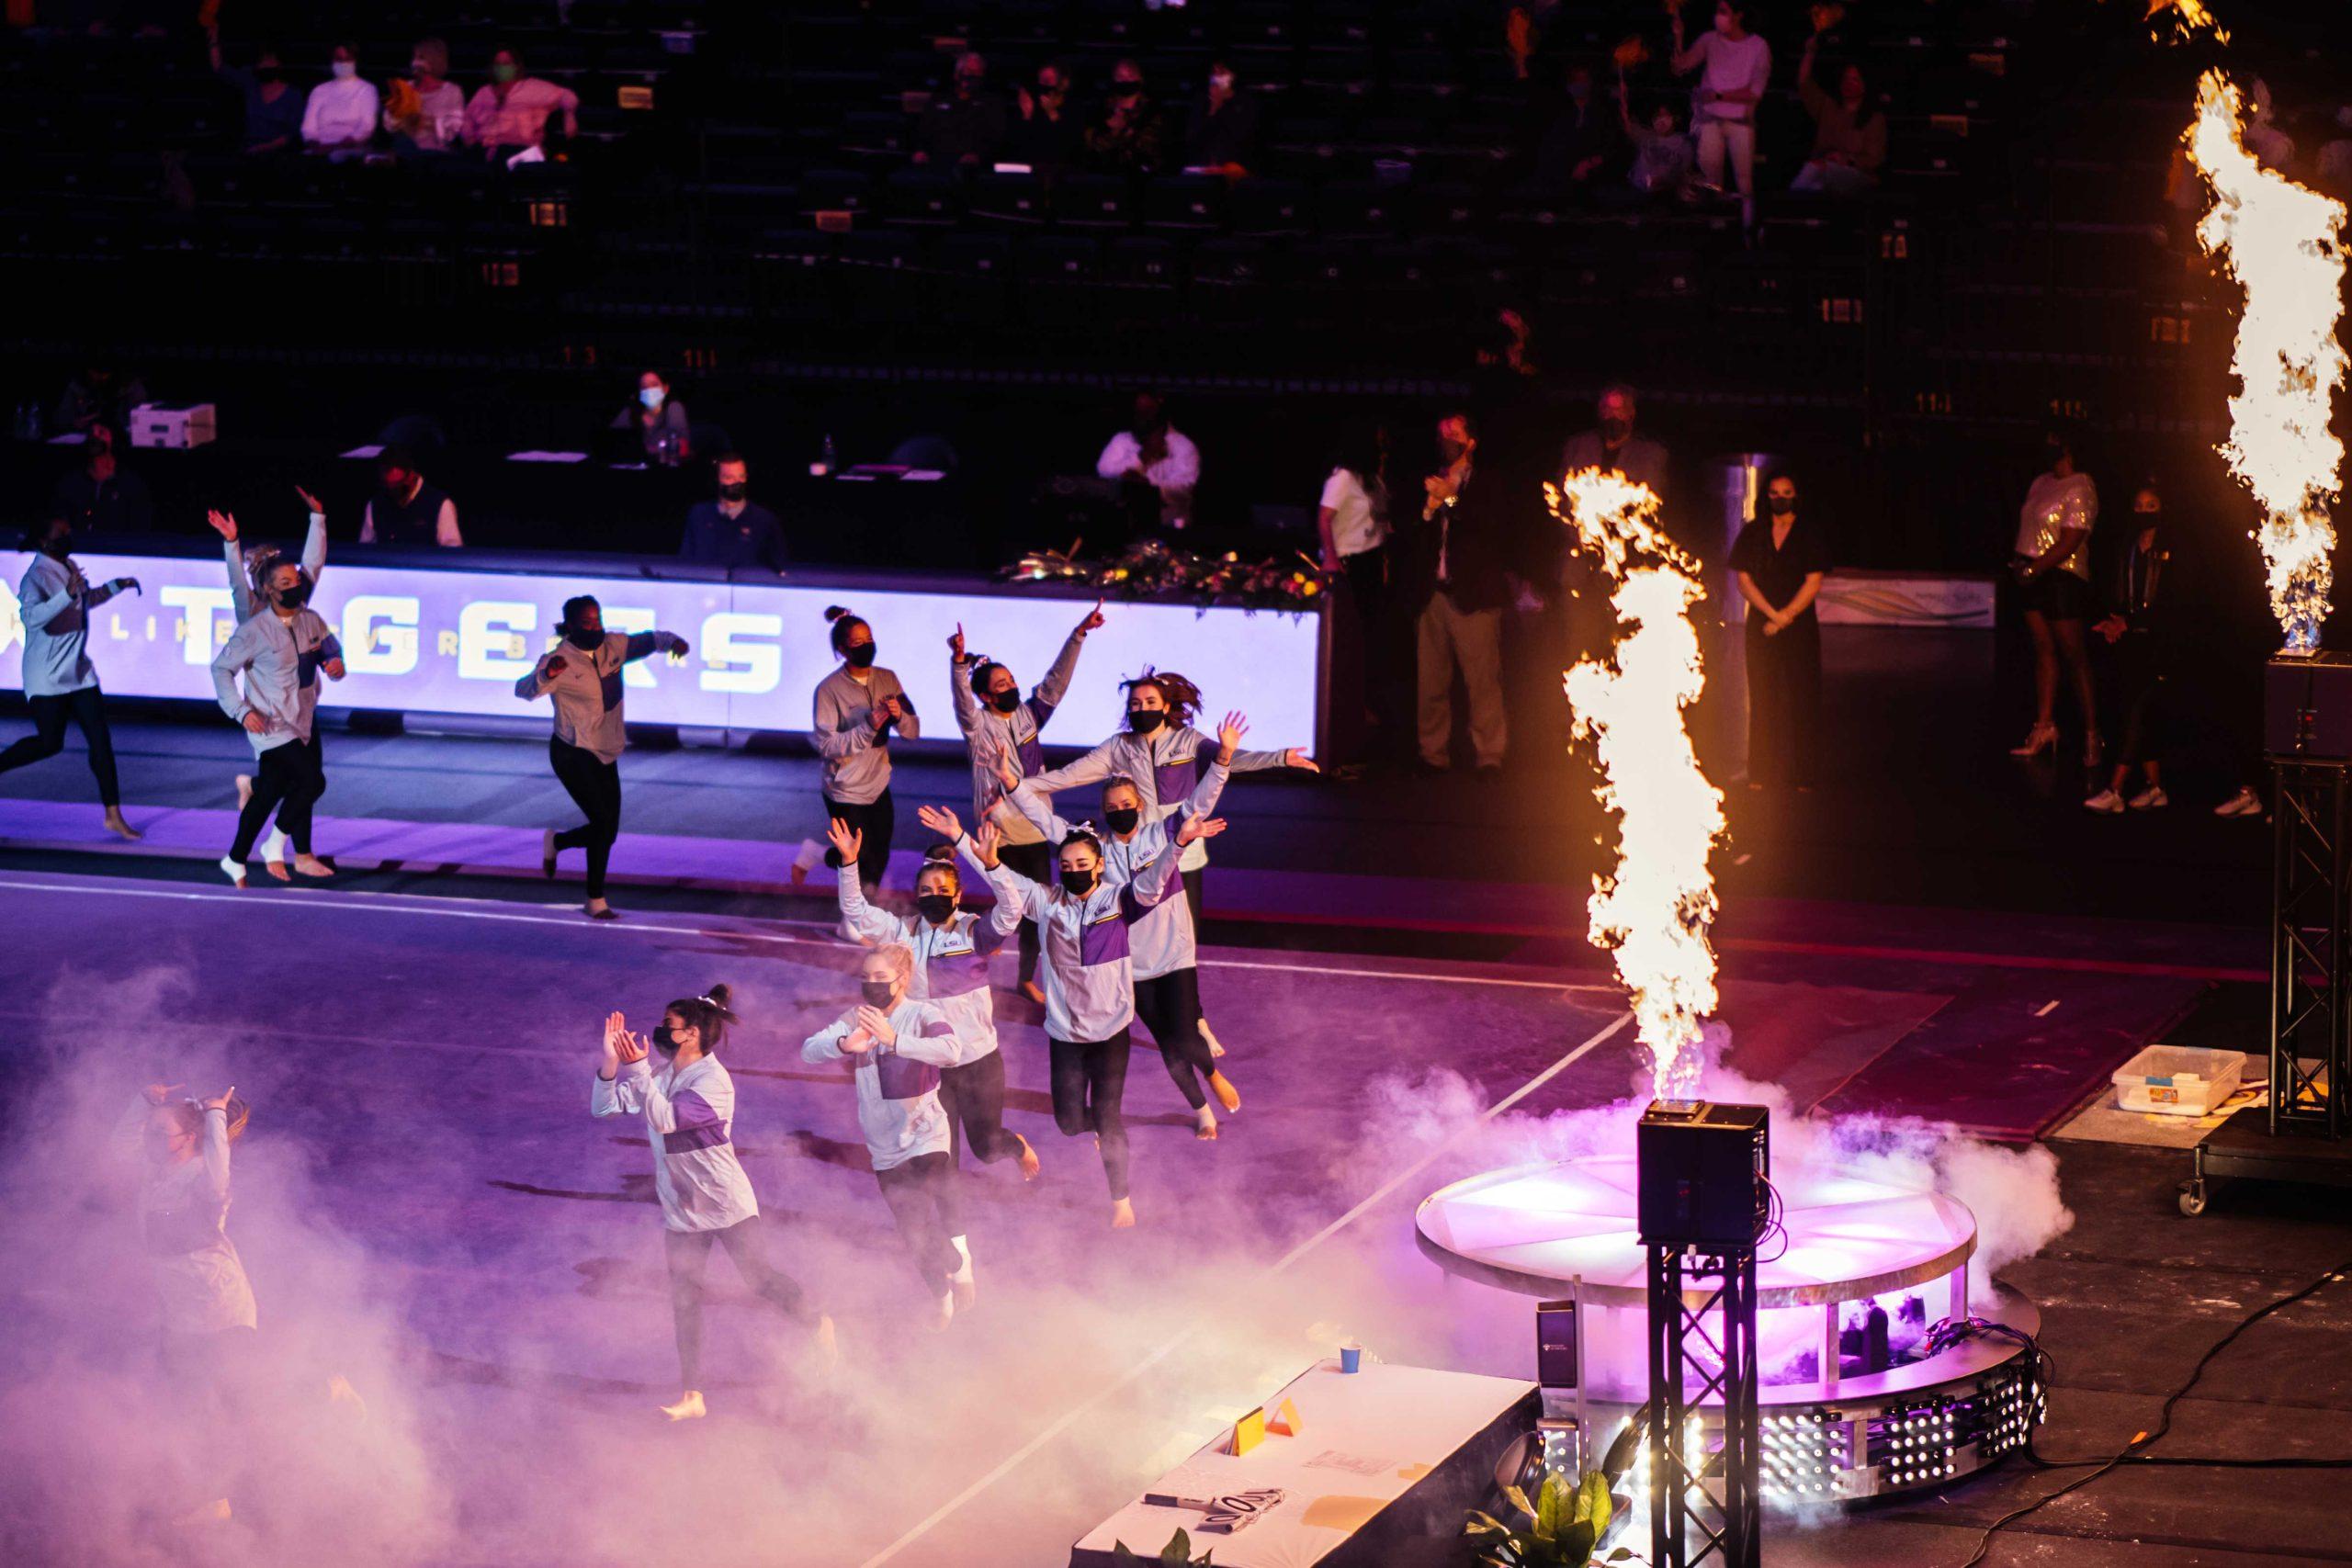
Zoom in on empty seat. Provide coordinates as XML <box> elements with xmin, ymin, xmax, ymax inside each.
<box><xmin>1230</xmin><ymin>176</ymin><xmax>1310</xmax><ymax>237</ymax></box>
<box><xmin>1053</xmin><ymin>172</ymin><xmax>1134</xmax><ymax>231</ymax></box>
<box><xmin>1142</xmin><ymin>175</ymin><xmax>1226</xmax><ymax>232</ymax></box>
<box><xmin>968</xmin><ymin>170</ymin><xmax>1048</xmax><ymax>227</ymax></box>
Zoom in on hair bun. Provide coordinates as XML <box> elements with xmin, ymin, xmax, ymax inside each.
<box><xmin>704</xmin><ymin>982</ymin><xmax>734</xmax><ymax>1012</ymax></box>
<box><xmin>922</xmin><ymin>842</ymin><xmax>956</xmax><ymax>863</ymax></box>
<box><xmin>823</xmin><ymin>605</ymin><xmax>850</xmax><ymax>624</ymax></box>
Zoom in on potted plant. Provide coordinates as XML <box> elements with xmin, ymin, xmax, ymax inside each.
<box><xmin>1464</xmin><ymin>1469</ymin><xmax>1629</xmax><ymax>1568</ymax></box>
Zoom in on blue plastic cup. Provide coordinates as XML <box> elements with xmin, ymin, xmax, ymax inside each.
<box><xmin>1340</xmin><ymin>1343</ymin><xmax>1362</xmax><ymax>1374</ymax></box>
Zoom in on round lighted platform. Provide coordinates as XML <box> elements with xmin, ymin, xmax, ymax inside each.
<box><xmin>1416</xmin><ymin>1158</ymin><xmax>2044</xmax><ymax>1503</ymax></box>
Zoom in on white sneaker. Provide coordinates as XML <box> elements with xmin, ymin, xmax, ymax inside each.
<box><xmin>2128</xmin><ymin>786</ymin><xmax>2170</xmax><ymax>811</ymax></box>
<box><xmin>2215</xmin><ymin>787</ymin><xmax>2262</xmax><ymax>818</ymax></box>
<box><xmin>2084</xmin><ymin>790</ymin><xmax>2125</xmax><ymax>815</ymax></box>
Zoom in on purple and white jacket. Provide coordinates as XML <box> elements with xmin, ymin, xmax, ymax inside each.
<box><xmin>1012</xmin><ymin>760</ymin><xmax>1227</xmax><ymax>981</ymax></box>
<box><xmin>801</xmin><ymin>997</ymin><xmax>963</xmax><ymax>1171</ymax></box>
<box><xmin>949</xmin><ymin>623</ymin><xmax>1089</xmax><ymax>846</ymax></box>
<box><xmin>837</xmin><ymin>863</ymin><xmax>1020</xmax><ymax>1061</ymax></box>
<box><xmin>982</xmin><ymin>829</ymin><xmax>1186</xmax><ymax>1042</ymax></box>
<box><xmin>591</xmin><ymin>1053</ymin><xmax>758</xmax><ymax>1233</ymax></box>
<box><xmin>1021</xmin><ymin>722</ymin><xmax>1287</xmax><ymax>873</ymax></box>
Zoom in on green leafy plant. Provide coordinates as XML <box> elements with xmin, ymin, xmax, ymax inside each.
<box><xmin>1464</xmin><ymin>1469</ymin><xmax>1631</xmax><ymax>1568</ymax></box>
<box><xmin>1109</xmin><ymin>1526</ymin><xmax>1214</xmax><ymax>1565</ymax></box>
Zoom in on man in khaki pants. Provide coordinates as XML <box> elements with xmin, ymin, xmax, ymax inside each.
<box><xmin>1405</xmin><ymin>412</ymin><xmax>1510</xmax><ymax>776</ymax></box>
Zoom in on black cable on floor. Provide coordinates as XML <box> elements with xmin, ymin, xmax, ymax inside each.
<box><xmin>1953</xmin><ymin>1253</ymin><xmax>2352</xmax><ymax>1567</ymax></box>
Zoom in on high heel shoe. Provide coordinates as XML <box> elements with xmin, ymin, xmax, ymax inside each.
<box><xmin>2082</xmin><ymin>731</ymin><xmax>2104</xmax><ymax>769</ymax></box>
<box><xmin>2008</xmin><ymin>722</ymin><xmax>2059</xmax><ymax>759</ymax></box>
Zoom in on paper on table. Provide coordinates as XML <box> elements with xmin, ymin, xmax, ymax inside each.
<box><xmin>508</xmin><ymin>450</ymin><xmax>589</xmax><ymax>464</ymax></box>
<box><xmin>47</xmin><ymin>433</ymin><xmax>86</xmax><ymax>446</ymax></box>
<box><xmin>340</xmin><ymin>444</ymin><xmax>385</xmax><ymax>459</ymax></box>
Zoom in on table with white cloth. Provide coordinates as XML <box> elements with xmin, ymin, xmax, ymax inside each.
<box><xmin>1070</xmin><ymin>1361</ymin><xmax>1536</xmax><ymax>1568</ymax></box>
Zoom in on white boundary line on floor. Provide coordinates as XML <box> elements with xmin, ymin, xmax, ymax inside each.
<box><xmin>0</xmin><ymin>876</ymin><xmax>1622</xmax><ymax>995</ymax></box>
<box><xmin>852</xmin><ymin>1009</ymin><xmax>1636</xmax><ymax>1568</ymax></box>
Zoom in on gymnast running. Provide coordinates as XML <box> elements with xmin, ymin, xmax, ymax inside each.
<box><xmin>210</xmin><ymin>549</ymin><xmax>345</xmax><ymax>886</ymax></box>
<box><xmin>208</xmin><ymin>491</ymin><xmax>326</xmax><ymax>878</ymax></box>
<box><xmin>2</xmin><ymin>515</ymin><xmax>141</xmax><ymax>841</ymax></box>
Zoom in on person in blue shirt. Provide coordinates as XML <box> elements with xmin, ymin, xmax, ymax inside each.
<box><xmin>678</xmin><ymin>453</ymin><xmax>786</xmax><ymax>572</ymax></box>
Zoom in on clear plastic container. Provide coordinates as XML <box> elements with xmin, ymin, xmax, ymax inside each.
<box><xmin>2112</xmin><ymin>1044</ymin><xmax>2245</xmax><ymax>1117</ymax></box>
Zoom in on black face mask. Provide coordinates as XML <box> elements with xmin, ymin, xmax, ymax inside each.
<box><xmin>989</xmin><ymin>688</ymin><xmax>1022</xmax><ymax>714</ymax></box>
<box><xmin>860</xmin><ymin>980</ymin><xmax>897</xmax><ymax>1008</ymax></box>
<box><xmin>1104</xmin><ymin>807</ymin><xmax>1141</xmax><ymax>835</ymax></box>
<box><xmin>1127</xmin><ymin>707</ymin><xmax>1165</xmax><ymax>735</ymax></box>
<box><xmin>1600</xmin><ymin>418</ymin><xmax>1631</xmax><ymax>444</ymax></box>
<box><xmin>41</xmin><ymin>531</ymin><xmax>73</xmax><ymax>559</ymax></box>
<box><xmin>1766</xmin><ymin>497</ymin><xmax>1794</xmax><ymax>516</ymax></box>
<box><xmin>567</xmin><ymin>626</ymin><xmax>602</xmax><ymax>650</ymax></box>
<box><xmin>276</xmin><ymin>582</ymin><xmax>311</xmax><ymax>609</ymax></box>
<box><xmin>1438</xmin><ymin>439</ymin><xmax>1467</xmax><ymax>465</ymax></box>
<box><xmin>844</xmin><ymin>644</ymin><xmax>877</xmax><ymax>670</ymax></box>
<box><xmin>718</xmin><ymin>483</ymin><xmax>747</xmax><ymax>502</ymax></box>
<box><xmin>2044</xmin><ymin>443</ymin><xmax>2066</xmax><ymax>466</ymax></box>
<box><xmin>916</xmin><ymin>893</ymin><xmax>957</xmax><ymax>925</ymax></box>
<box><xmin>652</xmin><ymin>1024</ymin><xmax>683</xmax><ymax>1055</ymax></box>
<box><xmin>1060</xmin><ymin>865</ymin><xmax>1099</xmax><ymax>897</ymax></box>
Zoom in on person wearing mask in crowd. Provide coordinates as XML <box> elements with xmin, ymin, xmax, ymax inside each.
<box><xmin>914</xmin><ymin>51</ymin><xmax>1006</xmax><ymax>169</ymax></box>
<box><xmin>461</xmin><ymin>47</ymin><xmax>579</xmax><ymax>161</ymax></box>
<box><xmin>1096</xmin><ymin>391</ymin><xmax>1200</xmax><ymax>533</ymax></box>
<box><xmin>595</xmin><ymin>987</ymin><xmax>836</xmax><ymax>1417</ymax></box>
<box><xmin>1533</xmin><ymin>62</ymin><xmax>1621</xmax><ymax>198</ymax></box>
<box><xmin>2</xmin><ymin>516</ymin><xmax>141</xmax><ymax>840</ymax></box>
<box><xmin>210</xmin><ymin>549</ymin><xmax>345</xmax><ymax>886</ymax></box>
<box><xmin>1670</xmin><ymin>0</ymin><xmax>1770</xmax><ymax>230</ymax></box>
<box><xmin>383</xmin><ymin>38</ymin><xmax>464</xmax><ymax>154</ymax></box>
<box><xmin>1319</xmin><ymin>430</ymin><xmax>1396</xmax><ymax>764</ymax></box>
<box><xmin>948</xmin><ymin>602</ymin><xmax>1105</xmax><ymax>1004</ymax></box>
<box><xmin>1407</xmin><ymin>412</ymin><xmax>1512</xmax><ymax>776</ymax></box>
<box><xmin>1792</xmin><ymin>23</ymin><xmax>1885</xmax><ymax>197</ymax></box>
<box><xmin>802</xmin><ymin>948</ymin><xmax>975</xmax><ymax>1325</ymax></box>
<box><xmin>1007</xmin><ymin>62</ymin><xmax>1082</xmax><ymax>175</ymax></box>
<box><xmin>950</xmin><ymin>800</ymin><xmax>1216</xmax><ymax>1228</ymax></box>
<box><xmin>1730</xmin><ymin>472</ymin><xmax>1830</xmax><ymax>790</ymax></box>
<box><xmin>1011</xmin><ymin>716</ymin><xmax>1246</xmax><ymax>1140</ymax></box>
<box><xmin>815</xmin><ymin>605</ymin><xmax>917</xmax><ymax>898</ymax></box>
<box><xmin>1618</xmin><ymin>73</ymin><xmax>1696</xmax><ymax>202</ymax></box>
<box><xmin>231</xmin><ymin>48</ymin><xmax>304</xmax><ymax>155</ymax></box>
<box><xmin>1182</xmin><ymin>62</ymin><xmax>1259</xmax><ymax>177</ymax></box>
<box><xmin>209</xmin><ymin>490</ymin><xmax>329</xmax><ymax>878</ymax></box>
<box><xmin>1557</xmin><ymin>384</ymin><xmax>1672</xmax><ymax>659</ymax></box>
<box><xmin>1084</xmin><ymin>60</ymin><xmax>1164</xmax><ymax>175</ymax></box>
<box><xmin>49</xmin><ymin>429</ymin><xmax>154</xmax><ymax>535</ymax></box>
<box><xmin>300</xmin><ymin>42</ymin><xmax>378</xmax><ymax>158</ymax></box>
<box><xmin>515</xmin><ymin>595</ymin><xmax>692</xmax><ymax>920</ymax></box>
<box><xmin>359</xmin><ymin>445</ymin><xmax>461</xmax><ymax>547</ymax></box>
<box><xmin>679</xmin><ymin>453</ymin><xmax>786</xmax><ymax>571</ymax></box>
<box><xmin>831</xmin><ymin>821</ymin><xmax>1039</xmax><ymax>1181</ymax></box>
<box><xmin>613</xmin><ymin>369</ymin><xmax>691</xmax><ymax>466</ymax></box>
<box><xmin>2086</xmin><ymin>487</ymin><xmax>2176</xmax><ymax>813</ymax></box>
<box><xmin>2008</xmin><ymin>430</ymin><xmax>2101</xmax><ymax>765</ymax></box>
<box><xmin>55</xmin><ymin>364</ymin><xmax>148</xmax><ymax>441</ymax></box>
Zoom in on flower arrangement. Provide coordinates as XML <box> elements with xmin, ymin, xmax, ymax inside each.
<box><xmin>1001</xmin><ymin>538</ymin><xmax>1327</xmax><ymax>615</ymax></box>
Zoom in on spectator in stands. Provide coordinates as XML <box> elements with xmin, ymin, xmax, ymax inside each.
<box><xmin>614</xmin><ymin>371</ymin><xmax>691</xmax><ymax>466</ymax></box>
<box><xmin>1731</xmin><ymin>470</ymin><xmax>1828</xmax><ymax>790</ymax></box>
<box><xmin>1532</xmin><ymin>62</ymin><xmax>1620</xmax><ymax>198</ymax></box>
<box><xmin>1096</xmin><ymin>392</ymin><xmax>1200</xmax><ymax>532</ymax></box>
<box><xmin>1182</xmin><ymin>62</ymin><xmax>1259</xmax><ymax>177</ymax></box>
<box><xmin>1406</xmin><ymin>412</ymin><xmax>1510</xmax><ymax>777</ymax></box>
<box><xmin>1007</xmin><ymin>62</ymin><xmax>1082</xmax><ymax>175</ymax></box>
<box><xmin>233</xmin><ymin>48</ymin><xmax>304</xmax><ymax>155</ymax></box>
<box><xmin>2008</xmin><ymin>429</ymin><xmax>2100</xmax><ymax>766</ymax></box>
<box><xmin>1084</xmin><ymin>60</ymin><xmax>1165</xmax><ymax>175</ymax></box>
<box><xmin>1792</xmin><ymin>26</ymin><xmax>1885</xmax><ymax>196</ymax></box>
<box><xmin>385</xmin><ymin>39</ymin><xmax>465</xmax><ymax>154</ymax></box>
<box><xmin>1670</xmin><ymin>0</ymin><xmax>1770</xmax><ymax>229</ymax></box>
<box><xmin>462</xmin><ymin>48</ymin><xmax>580</xmax><ymax>162</ymax></box>
<box><xmin>54</xmin><ymin>364</ymin><xmax>147</xmax><ymax>441</ymax></box>
<box><xmin>914</xmin><ymin>51</ymin><xmax>1006</xmax><ymax>169</ymax></box>
<box><xmin>360</xmin><ymin>446</ymin><xmax>462</xmax><ymax>547</ymax></box>
<box><xmin>301</xmin><ymin>42</ymin><xmax>379</xmax><ymax>159</ymax></box>
<box><xmin>49</xmin><ymin>432</ymin><xmax>153</xmax><ymax>536</ymax></box>
<box><xmin>680</xmin><ymin>455</ymin><xmax>786</xmax><ymax>573</ymax></box>
<box><xmin>1616</xmin><ymin>71</ymin><xmax>1695</xmax><ymax>202</ymax></box>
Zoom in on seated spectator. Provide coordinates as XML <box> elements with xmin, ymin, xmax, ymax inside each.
<box><xmin>1617</xmin><ymin>71</ymin><xmax>1695</xmax><ymax>201</ymax></box>
<box><xmin>680</xmin><ymin>454</ymin><xmax>786</xmax><ymax>572</ymax></box>
<box><xmin>1182</xmin><ymin>62</ymin><xmax>1260</xmax><ymax>176</ymax></box>
<box><xmin>462</xmin><ymin>48</ymin><xmax>580</xmax><ymax>162</ymax></box>
<box><xmin>614</xmin><ymin>371</ymin><xmax>692</xmax><ymax>466</ymax></box>
<box><xmin>1006</xmin><ymin>62</ymin><xmax>1082</xmax><ymax>174</ymax></box>
<box><xmin>301</xmin><ymin>42</ymin><xmax>379</xmax><ymax>159</ymax></box>
<box><xmin>914</xmin><ymin>51</ymin><xmax>1006</xmax><ymax>169</ymax></box>
<box><xmin>360</xmin><ymin>446</ymin><xmax>462</xmax><ymax>547</ymax></box>
<box><xmin>1096</xmin><ymin>392</ymin><xmax>1200</xmax><ymax>531</ymax></box>
<box><xmin>232</xmin><ymin>48</ymin><xmax>303</xmax><ymax>155</ymax></box>
<box><xmin>1532</xmin><ymin>62</ymin><xmax>1621</xmax><ymax>196</ymax></box>
<box><xmin>49</xmin><ymin>432</ymin><xmax>153</xmax><ymax>535</ymax></box>
<box><xmin>384</xmin><ymin>39</ymin><xmax>465</xmax><ymax>154</ymax></box>
<box><xmin>1791</xmin><ymin>27</ymin><xmax>1885</xmax><ymax>196</ymax></box>
<box><xmin>54</xmin><ymin>364</ymin><xmax>147</xmax><ymax>441</ymax></box>
<box><xmin>1084</xmin><ymin>60</ymin><xmax>1165</xmax><ymax>175</ymax></box>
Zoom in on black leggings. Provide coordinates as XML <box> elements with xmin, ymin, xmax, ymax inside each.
<box><xmin>1182</xmin><ymin>864</ymin><xmax>1206</xmax><ymax>931</ymax></box>
<box><xmin>823</xmin><ymin>789</ymin><xmax>895</xmax><ymax>890</ymax></box>
<box><xmin>940</xmin><ymin>1048</ymin><xmax>1025</xmax><ymax>1167</ymax></box>
<box><xmin>548</xmin><ymin>737</ymin><xmax>621</xmax><ymax>898</ymax></box>
<box><xmin>1050</xmin><ymin>1026</ymin><xmax>1133</xmax><ymax>1201</ymax></box>
<box><xmin>2112</xmin><ymin>632</ymin><xmax>2167</xmax><ymax>771</ymax></box>
<box><xmin>1133</xmin><ymin>967</ymin><xmax>1216</xmax><ymax>1111</ymax></box>
<box><xmin>0</xmin><ymin>684</ymin><xmax>119</xmax><ymax>806</ymax></box>
<box><xmin>662</xmin><ymin>1216</ymin><xmax>811</xmax><ymax>1389</ymax></box>
<box><xmin>875</xmin><ymin>1151</ymin><xmax>963</xmax><ymax>1295</ymax></box>
<box><xmin>230</xmin><ymin>735</ymin><xmax>323</xmax><ymax>859</ymax></box>
<box><xmin>999</xmin><ymin>840</ymin><xmax>1051</xmax><ymax>986</ymax></box>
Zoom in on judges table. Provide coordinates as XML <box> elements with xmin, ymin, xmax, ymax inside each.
<box><xmin>0</xmin><ymin>540</ymin><xmax>1327</xmax><ymax>756</ymax></box>
<box><xmin>1071</xmin><ymin>1362</ymin><xmax>1536</xmax><ymax>1568</ymax></box>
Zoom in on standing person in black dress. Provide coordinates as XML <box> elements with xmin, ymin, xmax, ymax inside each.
<box><xmin>1730</xmin><ymin>471</ymin><xmax>1829</xmax><ymax>790</ymax></box>
<box><xmin>2086</xmin><ymin>485</ymin><xmax>2175</xmax><ymax>814</ymax></box>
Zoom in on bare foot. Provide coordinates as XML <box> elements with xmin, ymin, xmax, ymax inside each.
<box><xmin>234</xmin><ymin>773</ymin><xmax>253</xmax><ymax>811</ymax></box>
<box><xmin>930</xmin><ymin>1292</ymin><xmax>956</xmax><ymax>1330</ymax></box>
<box><xmin>1014</xmin><ymin>1134</ymin><xmax>1041</xmax><ymax>1181</ymax></box>
<box><xmin>951</xmin><ymin>1265</ymin><xmax>977</xmax><ymax>1312</ymax></box>
<box><xmin>265</xmin><ymin>859</ymin><xmax>292</xmax><ymax>882</ymax></box>
<box><xmin>660</xmin><ymin>1390</ymin><xmax>707</xmax><ymax>1422</ymax></box>
<box><xmin>1209</xmin><ymin>1070</ymin><xmax>1241</xmax><ymax>1114</ymax></box>
<box><xmin>292</xmin><ymin>854</ymin><xmax>334</xmax><ymax>879</ymax></box>
<box><xmin>1110</xmin><ymin>1197</ymin><xmax>1136</xmax><ymax>1229</ymax></box>
<box><xmin>810</xmin><ymin>1314</ymin><xmax>841</xmax><ymax>1368</ymax></box>
<box><xmin>1195</xmin><ymin>1107</ymin><xmax>1219</xmax><ymax>1141</ymax></box>
<box><xmin>103</xmin><ymin>809</ymin><xmax>141</xmax><ymax>841</ymax></box>
<box><xmin>586</xmin><ymin>898</ymin><xmax>617</xmax><ymax>920</ymax></box>
<box><xmin>1200</xmin><ymin>1018</ymin><xmax>1227</xmax><ymax>1059</ymax></box>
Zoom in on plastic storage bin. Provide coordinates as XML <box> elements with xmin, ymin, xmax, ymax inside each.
<box><xmin>2112</xmin><ymin>1045</ymin><xmax>2245</xmax><ymax>1117</ymax></box>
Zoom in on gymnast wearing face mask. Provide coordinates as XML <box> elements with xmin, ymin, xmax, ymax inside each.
<box><xmin>594</xmin><ymin>985</ymin><xmax>836</xmax><ymax>1419</ymax></box>
<box><xmin>514</xmin><ymin>594</ymin><xmax>691</xmax><ymax>920</ymax></box>
<box><xmin>814</xmin><ymin>604</ymin><xmax>918</xmax><ymax>896</ymax></box>
<box><xmin>928</xmin><ymin>798</ymin><xmax>1221</xmax><ymax>1229</ymax></box>
<box><xmin>210</xmin><ymin>555</ymin><xmax>345</xmax><ymax>886</ymax></box>
<box><xmin>946</xmin><ymin>599</ymin><xmax>1105</xmax><ymax>1004</ymax></box>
